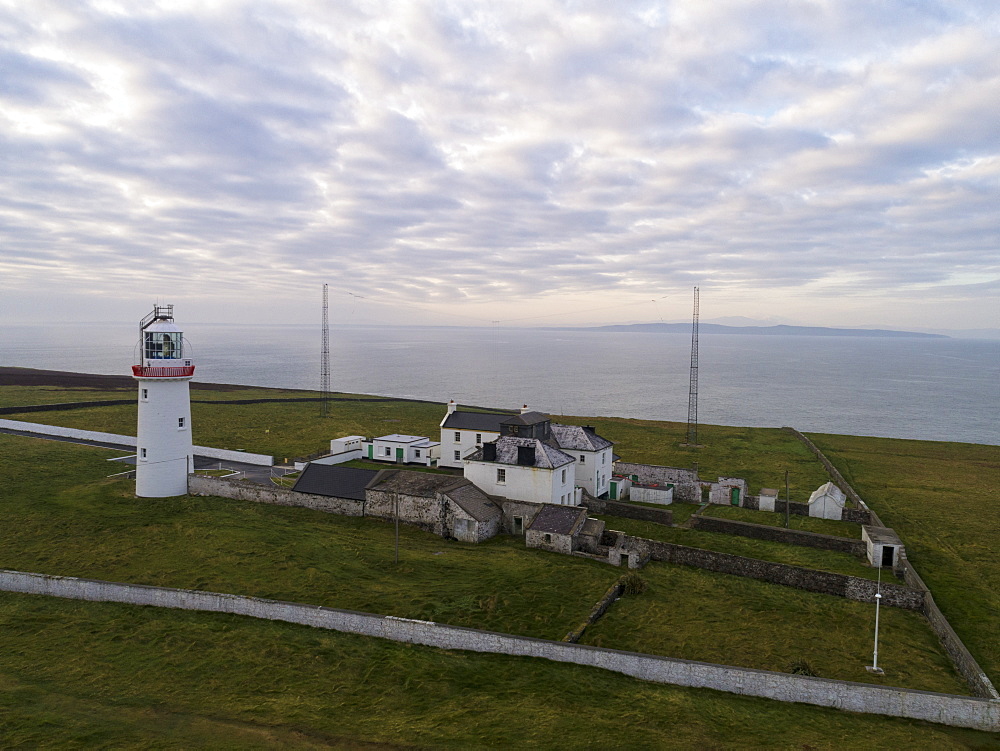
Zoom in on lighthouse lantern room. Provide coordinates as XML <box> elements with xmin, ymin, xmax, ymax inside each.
<box><xmin>133</xmin><ymin>304</ymin><xmax>195</xmax><ymax>497</ymax></box>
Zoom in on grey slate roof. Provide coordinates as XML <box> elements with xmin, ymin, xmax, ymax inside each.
<box><xmin>441</xmin><ymin>410</ymin><xmax>510</xmax><ymax>432</ymax></box>
<box><xmin>528</xmin><ymin>504</ymin><xmax>587</xmax><ymax>535</ymax></box>
<box><xmin>501</xmin><ymin>411</ymin><xmax>550</xmax><ymax>426</ymax></box>
<box><xmin>365</xmin><ymin>469</ymin><xmax>469</xmax><ymax>498</ymax></box>
<box><xmin>444</xmin><ymin>483</ymin><xmax>502</xmax><ymax>522</ymax></box>
<box><xmin>292</xmin><ymin>464</ymin><xmax>378</xmax><ymax>500</ymax></box>
<box><xmin>549</xmin><ymin>423</ymin><xmax>613</xmax><ymax>452</ymax></box>
<box><xmin>466</xmin><ymin>436</ymin><xmax>575</xmax><ymax>469</ymax></box>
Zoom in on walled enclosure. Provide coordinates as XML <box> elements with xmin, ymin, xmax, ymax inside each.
<box><xmin>613</xmin><ymin>462</ymin><xmax>701</xmax><ymax>502</ymax></box>
<box><xmin>188</xmin><ymin>475</ymin><xmax>363</xmax><ymax>516</ymax></box>
<box><xmin>1</xmin><ymin>569</ymin><xmax>996</xmax><ymax>732</ymax></box>
<box><xmin>691</xmin><ymin>516</ymin><xmax>867</xmax><ymax>556</ymax></box>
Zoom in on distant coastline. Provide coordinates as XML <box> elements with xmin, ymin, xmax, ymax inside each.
<box><xmin>551</xmin><ymin>323</ymin><xmax>948</xmax><ymax>338</ymax></box>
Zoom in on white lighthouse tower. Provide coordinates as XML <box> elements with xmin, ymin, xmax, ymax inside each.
<box><xmin>132</xmin><ymin>304</ymin><xmax>195</xmax><ymax>497</ymax></box>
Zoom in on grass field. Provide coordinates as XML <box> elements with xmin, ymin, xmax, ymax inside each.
<box><xmin>701</xmin><ymin>502</ymin><xmax>863</xmax><ymax>537</ymax></box>
<box><xmin>808</xmin><ymin>433</ymin><xmax>1000</xmax><ymax>687</ymax></box>
<box><xmin>3</xmin><ymin>377</ymin><xmax>999</xmax><ymax>746</ymax></box>
<box><xmin>4</xmin><ymin>594</ymin><xmax>998</xmax><ymax>750</ymax></box>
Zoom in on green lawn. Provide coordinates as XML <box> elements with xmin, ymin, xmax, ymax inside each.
<box><xmin>808</xmin><ymin>433</ymin><xmax>1000</xmax><ymax>687</ymax></box>
<box><xmin>3</xmin><ymin>593</ymin><xmax>996</xmax><ymax>750</ymax></box>
<box><xmin>702</xmin><ymin>502</ymin><xmax>863</xmax><ymax>537</ymax></box>
<box><xmin>594</xmin><ymin>514</ymin><xmax>882</xmax><ymax>580</ymax></box>
<box><xmin>580</xmin><ymin>562</ymin><xmax>970</xmax><ymax>695</ymax></box>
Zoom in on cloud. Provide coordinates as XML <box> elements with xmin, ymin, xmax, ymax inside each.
<box><xmin>0</xmin><ymin>0</ymin><xmax>997</xmax><ymax>328</ymax></box>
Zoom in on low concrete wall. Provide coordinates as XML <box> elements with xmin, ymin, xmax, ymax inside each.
<box><xmin>0</xmin><ymin>400</ymin><xmax>134</xmax><ymax>415</ymax></box>
<box><xmin>634</xmin><ymin>537</ymin><xmax>924</xmax><ymax>610</ymax></box>
<box><xmin>188</xmin><ymin>475</ymin><xmax>363</xmax><ymax>516</ymax></box>
<box><xmin>0</xmin><ymin>419</ymin><xmax>273</xmax><ymax>466</ymax></box>
<box><xmin>564</xmin><ymin>578</ymin><xmax>626</xmax><ymax>643</ymax></box>
<box><xmin>691</xmin><ymin>516</ymin><xmax>867</xmax><ymax>556</ymax></box>
<box><xmin>584</xmin><ymin>497</ymin><xmax>673</xmax><ymax>526</ymax></box>
<box><xmin>1</xmin><ymin>569</ymin><xmax>996</xmax><ymax>732</ymax></box>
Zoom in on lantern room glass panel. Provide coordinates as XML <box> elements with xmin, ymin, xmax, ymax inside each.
<box><xmin>144</xmin><ymin>332</ymin><xmax>183</xmax><ymax>360</ymax></box>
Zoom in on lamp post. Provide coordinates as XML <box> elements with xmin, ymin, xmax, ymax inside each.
<box><xmin>867</xmin><ymin>567</ymin><xmax>885</xmax><ymax>675</ymax></box>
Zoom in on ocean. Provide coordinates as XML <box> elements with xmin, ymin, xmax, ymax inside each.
<box><xmin>3</xmin><ymin>322</ymin><xmax>998</xmax><ymax>446</ymax></box>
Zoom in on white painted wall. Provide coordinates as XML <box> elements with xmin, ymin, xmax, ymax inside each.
<box><xmin>571</xmin><ymin>447</ymin><xmax>613</xmax><ymax>497</ymax></box>
<box><xmin>439</xmin><ymin>428</ymin><xmax>499</xmax><ymax>469</ymax></box>
<box><xmin>464</xmin><ymin>460</ymin><xmax>577</xmax><ymax>505</ymax></box>
<box><xmin>135</xmin><ymin>377</ymin><xmax>193</xmax><ymax>497</ymax></box>
<box><xmin>630</xmin><ymin>485</ymin><xmax>674</xmax><ymax>505</ymax></box>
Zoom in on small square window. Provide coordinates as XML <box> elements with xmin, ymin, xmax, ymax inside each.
<box><xmin>454</xmin><ymin>431</ymin><xmax>461</xmax><ymax>442</ymax></box>
<box><xmin>497</xmin><ymin>468</ymin><xmax>506</xmax><ymax>483</ymax></box>
<box><xmin>415</xmin><ymin>449</ymin><xmax>421</xmax><ymax>458</ymax></box>
<box><xmin>384</xmin><ymin>447</ymin><xmax>391</xmax><ymax>456</ymax></box>
<box><xmin>579</xmin><ymin>455</ymin><xmax>585</xmax><ymax>463</ymax></box>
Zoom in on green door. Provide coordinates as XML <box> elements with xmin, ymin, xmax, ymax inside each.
<box><xmin>730</xmin><ymin>487</ymin><xmax>740</xmax><ymax>506</ymax></box>
<box><xmin>396</xmin><ymin>447</ymin><xmax>404</xmax><ymax>463</ymax></box>
<box><xmin>367</xmin><ymin>445</ymin><xmax>373</xmax><ymax>459</ymax></box>
<box><xmin>609</xmin><ymin>481</ymin><xmax>618</xmax><ymax>500</ymax></box>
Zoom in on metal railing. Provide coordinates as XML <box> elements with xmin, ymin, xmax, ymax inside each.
<box><xmin>131</xmin><ymin>365</ymin><xmax>196</xmax><ymax>378</ymax></box>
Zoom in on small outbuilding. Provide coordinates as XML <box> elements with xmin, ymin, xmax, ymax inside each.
<box><xmin>808</xmin><ymin>482</ymin><xmax>846</xmax><ymax>520</ymax></box>
<box><xmin>862</xmin><ymin>525</ymin><xmax>905</xmax><ymax>570</ymax></box>
<box><xmin>525</xmin><ymin>505</ymin><xmax>589</xmax><ymax>554</ymax></box>
<box><xmin>758</xmin><ymin>488</ymin><xmax>779</xmax><ymax>512</ymax></box>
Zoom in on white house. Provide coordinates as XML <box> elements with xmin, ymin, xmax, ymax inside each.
<box><xmin>549</xmin><ymin>423</ymin><xmax>614</xmax><ymax>498</ymax></box>
<box><xmin>363</xmin><ymin>434</ymin><xmax>440</xmax><ymax>466</ymax></box>
<box><xmin>438</xmin><ymin>400</ymin><xmax>509</xmax><ymax>469</ymax></box>
<box><xmin>464</xmin><ymin>435</ymin><xmax>580</xmax><ymax>506</ymax></box>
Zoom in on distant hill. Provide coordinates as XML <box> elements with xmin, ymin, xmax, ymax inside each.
<box><xmin>550</xmin><ymin>323</ymin><xmax>948</xmax><ymax>338</ymax></box>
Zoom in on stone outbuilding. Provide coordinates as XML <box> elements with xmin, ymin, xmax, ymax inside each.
<box><xmin>525</xmin><ymin>505</ymin><xmax>589</xmax><ymax>554</ymax></box>
<box><xmin>709</xmin><ymin>477</ymin><xmax>748</xmax><ymax>506</ymax></box>
<box><xmin>364</xmin><ymin>469</ymin><xmax>502</xmax><ymax>543</ymax></box>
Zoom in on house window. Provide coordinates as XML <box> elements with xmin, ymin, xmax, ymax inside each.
<box><xmin>561</xmin><ymin>469</ymin><xmax>566</xmax><ymax>483</ymax></box>
<box><xmin>384</xmin><ymin>447</ymin><xmax>391</xmax><ymax>456</ymax></box>
<box><xmin>510</xmin><ymin>426</ymin><xmax>519</xmax><ymax>436</ymax></box>
<box><xmin>497</xmin><ymin>468</ymin><xmax>506</xmax><ymax>483</ymax></box>
<box><xmin>579</xmin><ymin>455</ymin><xmax>586</xmax><ymax>464</ymax></box>
<box><xmin>602</xmin><ymin>452</ymin><xmax>607</xmax><ymax>464</ymax></box>
<box><xmin>177</xmin><ymin>417</ymin><xmax>185</xmax><ymax>429</ymax></box>
<box><xmin>415</xmin><ymin>449</ymin><xmax>421</xmax><ymax>458</ymax></box>
<box><xmin>454</xmin><ymin>431</ymin><xmax>461</xmax><ymax>442</ymax></box>
<box><xmin>140</xmin><ymin>448</ymin><xmax>147</xmax><ymax>458</ymax></box>
<box><xmin>475</xmin><ymin>433</ymin><xmax>482</xmax><ymax>444</ymax></box>
<box><xmin>454</xmin><ymin>450</ymin><xmax>461</xmax><ymax>461</ymax></box>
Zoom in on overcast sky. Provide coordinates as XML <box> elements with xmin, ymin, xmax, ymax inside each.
<box><xmin>1</xmin><ymin>0</ymin><xmax>998</xmax><ymax>330</ymax></box>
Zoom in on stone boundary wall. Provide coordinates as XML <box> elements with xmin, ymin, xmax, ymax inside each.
<box><xmin>902</xmin><ymin>559</ymin><xmax>1000</xmax><ymax>700</ymax></box>
<box><xmin>0</xmin><ymin>400</ymin><xmax>134</xmax><ymax>415</ymax></box>
<box><xmin>583</xmin><ymin>497</ymin><xmax>673</xmax><ymax>526</ymax></box>
<box><xmin>632</xmin><ymin>536</ymin><xmax>924</xmax><ymax>610</ymax></box>
<box><xmin>563</xmin><ymin>578</ymin><xmax>626</xmax><ymax>643</ymax></box>
<box><xmin>783</xmin><ymin>427</ymin><xmax>879</xmax><ymax>525</ymax></box>
<box><xmin>0</xmin><ymin>419</ymin><xmax>274</xmax><ymax>466</ymax></box>
<box><xmin>691</xmin><ymin>516</ymin><xmax>867</xmax><ymax>556</ymax></box>
<box><xmin>187</xmin><ymin>475</ymin><xmax>363</xmax><ymax>516</ymax></box>
<box><xmin>0</xmin><ymin>569</ymin><xmax>996</xmax><ymax>732</ymax></box>
<box><xmin>773</xmin><ymin>499</ymin><xmax>811</xmax><ymax>517</ymax></box>
<box><xmin>784</xmin><ymin>427</ymin><xmax>997</xmax><ymax>700</ymax></box>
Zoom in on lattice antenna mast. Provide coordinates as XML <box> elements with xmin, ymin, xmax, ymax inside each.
<box><xmin>686</xmin><ymin>286</ymin><xmax>700</xmax><ymax>446</ymax></box>
<box><xmin>321</xmin><ymin>283</ymin><xmax>331</xmax><ymax>417</ymax></box>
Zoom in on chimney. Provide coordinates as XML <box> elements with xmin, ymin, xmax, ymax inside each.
<box><xmin>516</xmin><ymin>445</ymin><xmax>535</xmax><ymax>466</ymax></box>
<box><xmin>520</xmin><ymin>404</ymin><xmax>530</xmax><ymax>414</ymax></box>
<box><xmin>483</xmin><ymin>442</ymin><xmax>497</xmax><ymax>461</ymax></box>
<box><xmin>447</xmin><ymin>400</ymin><xmax>457</xmax><ymax>415</ymax></box>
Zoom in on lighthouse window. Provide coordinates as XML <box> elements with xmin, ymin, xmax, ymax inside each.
<box><xmin>140</xmin><ymin>448</ymin><xmax>147</xmax><ymax>458</ymax></box>
<box><xmin>178</xmin><ymin>417</ymin><xmax>185</xmax><ymax>429</ymax></box>
<box><xmin>141</xmin><ymin>389</ymin><xmax>148</xmax><ymax>400</ymax></box>
<box><xmin>144</xmin><ymin>332</ymin><xmax>182</xmax><ymax>360</ymax></box>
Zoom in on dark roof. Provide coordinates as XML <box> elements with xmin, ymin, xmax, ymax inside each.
<box><xmin>466</xmin><ymin>436</ymin><xmax>574</xmax><ymax>469</ymax></box>
<box><xmin>366</xmin><ymin>469</ymin><xmax>469</xmax><ymax>498</ymax></box>
<box><xmin>292</xmin><ymin>464</ymin><xmax>378</xmax><ymax>501</ymax></box>
<box><xmin>441</xmin><ymin>410</ymin><xmax>509</xmax><ymax>432</ymax></box>
<box><xmin>444</xmin><ymin>484</ymin><xmax>502</xmax><ymax>522</ymax></box>
<box><xmin>549</xmin><ymin>423</ymin><xmax>613</xmax><ymax>451</ymax></box>
<box><xmin>501</xmin><ymin>411</ymin><xmax>550</xmax><ymax>426</ymax></box>
<box><xmin>528</xmin><ymin>504</ymin><xmax>587</xmax><ymax>535</ymax></box>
